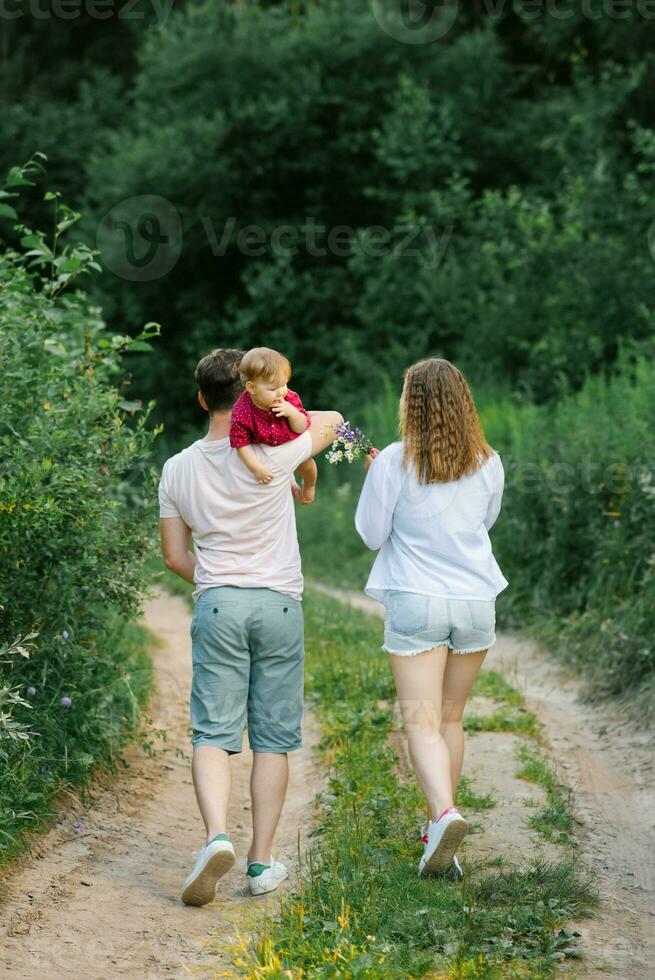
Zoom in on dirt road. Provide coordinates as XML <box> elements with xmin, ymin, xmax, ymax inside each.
<box><xmin>1</xmin><ymin>587</ymin><xmax>653</xmax><ymax>979</ymax></box>
<box><xmin>311</xmin><ymin>584</ymin><xmax>655</xmax><ymax>980</ymax></box>
<box><xmin>0</xmin><ymin>593</ymin><xmax>323</xmax><ymax>980</ymax></box>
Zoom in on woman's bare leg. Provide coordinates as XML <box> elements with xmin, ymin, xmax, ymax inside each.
<box><xmin>389</xmin><ymin>646</ymin><xmax>453</xmax><ymax>821</ymax></box>
<box><xmin>439</xmin><ymin>649</ymin><xmax>488</xmax><ymax>806</ymax></box>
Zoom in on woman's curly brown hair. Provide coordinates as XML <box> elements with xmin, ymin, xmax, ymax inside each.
<box><xmin>401</xmin><ymin>358</ymin><xmax>493</xmax><ymax>484</ymax></box>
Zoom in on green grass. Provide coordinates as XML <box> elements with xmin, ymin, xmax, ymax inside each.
<box><xmin>463</xmin><ymin>669</ymin><xmax>541</xmax><ymax>736</ymax></box>
<box><xmin>0</xmin><ymin>616</ymin><xmax>155</xmax><ymax>871</ymax></box>
<box><xmin>514</xmin><ymin>744</ymin><xmax>576</xmax><ymax>845</ymax></box>
<box><xmin>452</xmin><ymin>776</ymin><xmax>496</xmax><ymax>813</ymax></box>
<box><xmin>239</xmin><ymin>590</ymin><xmax>597</xmax><ymax>978</ymax></box>
<box><xmin>464</xmin><ymin>708</ymin><xmax>540</xmax><ymax>737</ymax></box>
<box><xmin>472</xmin><ymin>670</ymin><xmax>526</xmax><ymax>708</ymax></box>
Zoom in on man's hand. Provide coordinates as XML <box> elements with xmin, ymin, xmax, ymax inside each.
<box><xmin>160</xmin><ymin>516</ymin><xmax>196</xmax><ymax>583</ymax></box>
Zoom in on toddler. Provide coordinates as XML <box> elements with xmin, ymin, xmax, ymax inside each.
<box><xmin>230</xmin><ymin>346</ymin><xmax>313</xmax><ymax>487</ymax></box>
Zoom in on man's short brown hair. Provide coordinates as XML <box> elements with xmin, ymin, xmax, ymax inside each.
<box><xmin>194</xmin><ymin>348</ymin><xmax>245</xmax><ymax>413</ymax></box>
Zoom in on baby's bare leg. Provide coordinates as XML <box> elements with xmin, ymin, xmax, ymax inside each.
<box><xmin>297</xmin><ymin>457</ymin><xmax>317</xmax><ymax>505</ymax></box>
<box><xmin>236</xmin><ymin>444</ymin><xmax>274</xmax><ymax>484</ymax></box>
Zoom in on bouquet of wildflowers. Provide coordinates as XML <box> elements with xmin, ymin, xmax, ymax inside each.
<box><xmin>324</xmin><ymin>420</ymin><xmax>376</xmax><ymax>464</ymax></box>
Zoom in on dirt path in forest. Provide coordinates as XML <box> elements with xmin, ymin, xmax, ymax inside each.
<box><xmin>1</xmin><ymin>587</ymin><xmax>653</xmax><ymax>979</ymax></box>
<box><xmin>311</xmin><ymin>584</ymin><xmax>655</xmax><ymax>980</ymax></box>
<box><xmin>0</xmin><ymin>593</ymin><xmax>324</xmax><ymax>980</ymax></box>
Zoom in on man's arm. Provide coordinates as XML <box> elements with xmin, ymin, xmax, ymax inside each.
<box><xmin>308</xmin><ymin>410</ymin><xmax>344</xmax><ymax>456</ymax></box>
<box><xmin>160</xmin><ymin>516</ymin><xmax>197</xmax><ymax>584</ymax></box>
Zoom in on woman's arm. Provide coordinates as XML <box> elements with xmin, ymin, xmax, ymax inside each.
<box><xmin>483</xmin><ymin>456</ymin><xmax>505</xmax><ymax>531</ymax></box>
<box><xmin>354</xmin><ymin>449</ymin><xmax>400</xmax><ymax>550</ymax></box>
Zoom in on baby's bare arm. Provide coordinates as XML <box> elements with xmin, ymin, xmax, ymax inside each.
<box><xmin>236</xmin><ymin>444</ymin><xmax>274</xmax><ymax>484</ymax></box>
<box><xmin>288</xmin><ymin>407</ymin><xmax>310</xmax><ymax>434</ymax></box>
<box><xmin>272</xmin><ymin>397</ymin><xmax>309</xmax><ymax>434</ymax></box>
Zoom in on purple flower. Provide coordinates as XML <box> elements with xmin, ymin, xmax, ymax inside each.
<box><xmin>27</xmin><ymin>686</ymin><xmax>37</xmax><ymax>697</ymax></box>
<box><xmin>74</xmin><ymin>820</ymin><xmax>85</xmax><ymax>831</ymax></box>
<box><xmin>62</xmin><ymin>630</ymin><xmax>69</xmax><ymax>640</ymax></box>
<box><xmin>60</xmin><ymin>696</ymin><xmax>72</xmax><ymax>707</ymax></box>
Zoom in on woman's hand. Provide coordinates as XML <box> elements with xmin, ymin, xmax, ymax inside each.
<box><xmin>364</xmin><ymin>448</ymin><xmax>379</xmax><ymax>473</ymax></box>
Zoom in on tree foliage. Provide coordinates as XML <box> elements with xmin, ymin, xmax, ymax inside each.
<box><xmin>0</xmin><ymin>159</ymin><xmax>159</xmax><ymax>859</ymax></box>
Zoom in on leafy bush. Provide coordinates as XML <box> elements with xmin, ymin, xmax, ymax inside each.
<box><xmin>490</xmin><ymin>342</ymin><xmax>655</xmax><ymax>705</ymax></box>
<box><xmin>76</xmin><ymin>0</ymin><xmax>655</xmax><ymax>436</ymax></box>
<box><xmin>0</xmin><ymin>159</ymin><xmax>160</xmax><ymax>863</ymax></box>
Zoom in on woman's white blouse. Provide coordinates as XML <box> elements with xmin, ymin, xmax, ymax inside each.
<box><xmin>355</xmin><ymin>442</ymin><xmax>509</xmax><ymax>603</ymax></box>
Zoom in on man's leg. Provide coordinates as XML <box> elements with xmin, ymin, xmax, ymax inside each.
<box><xmin>247</xmin><ymin>589</ymin><xmax>305</xmax><ymax>867</ymax></box>
<box><xmin>192</xmin><ymin>745</ymin><xmax>232</xmax><ymax>845</ymax></box>
<box><xmin>188</xmin><ymin>588</ymin><xmax>250</xmax><ymax>840</ymax></box>
<box><xmin>248</xmin><ymin>751</ymin><xmax>289</xmax><ymax>864</ymax></box>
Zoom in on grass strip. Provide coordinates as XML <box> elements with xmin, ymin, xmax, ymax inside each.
<box><xmin>514</xmin><ymin>743</ymin><xmax>576</xmax><ymax>845</ymax></box>
<box><xmin>238</xmin><ymin>589</ymin><xmax>597</xmax><ymax>978</ymax></box>
<box><xmin>0</xmin><ymin>616</ymin><xmax>154</xmax><ymax>870</ymax></box>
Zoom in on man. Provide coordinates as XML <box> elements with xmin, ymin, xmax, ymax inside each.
<box><xmin>158</xmin><ymin>348</ymin><xmax>342</xmax><ymax>903</ymax></box>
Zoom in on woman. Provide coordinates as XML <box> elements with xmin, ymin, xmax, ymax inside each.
<box><xmin>355</xmin><ymin>358</ymin><xmax>508</xmax><ymax>879</ymax></box>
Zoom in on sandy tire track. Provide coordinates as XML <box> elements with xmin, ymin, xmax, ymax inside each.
<box><xmin>0</xmin><ymin>592</ymin><xmax>324</xmax><ymax>980</ymax></box>
<box><xmin>311</xmin><ymin>583</ymin><xmax>655</xmax><ymax>979</ymax></box>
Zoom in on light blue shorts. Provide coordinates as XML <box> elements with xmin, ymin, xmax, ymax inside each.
<box><xmin>189</xmin><ymin>586</ymin><xmax>304</xmax><ymax>754</ymax></box>
<box><xmin>382</xmin><ymin>591</ymin><xmax>496</xmax><ymax>656</ymax></box>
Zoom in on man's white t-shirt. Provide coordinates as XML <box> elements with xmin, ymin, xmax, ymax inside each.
<box><xmin>158</xmin><ymin>430</ymin><xmax>312</xmax><ymax>601</ymax></box>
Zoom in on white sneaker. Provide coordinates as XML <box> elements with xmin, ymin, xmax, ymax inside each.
<box><xmin>420</xmin><ymin>824</ymin><xmax>464</xmax><ymax>878</ymax></box>
<box><xmin>181</xmin><ymin>833</ymin><xmax>235</xmax><ymax>906</ymax></box>
<box><xmin>246</xmin><ymin>855</ymin><xmax>289</xmax><ymax>896</ymax></box>
<box><xmin>419</xmin><ymin>807</ymin><xmax>468</xmax><ymax>878</ymax></box>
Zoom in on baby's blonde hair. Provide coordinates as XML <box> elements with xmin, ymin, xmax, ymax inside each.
<box><xmin>240</xmin><ymin>347</ymin><xmax>292</xmax><ymax>384</ymax></box>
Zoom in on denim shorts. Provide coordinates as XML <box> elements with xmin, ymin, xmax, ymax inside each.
<box><xmin>382</xmin><ymin>590</ymin><xmax>496</xmax><ymax>656</ymax></box>
<box><xmin>189</xmin><ymin>586</ymin><xmax>304</xmax><ymax>754</ymax></box>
